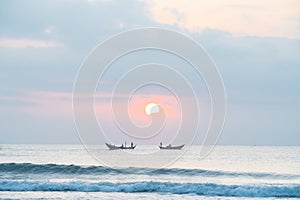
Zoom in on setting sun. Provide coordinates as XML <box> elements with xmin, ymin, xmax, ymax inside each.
<box><xmin>145</xmin><ymin>103</ymin><xmax>160</xmax><ymax>116</ymax></box>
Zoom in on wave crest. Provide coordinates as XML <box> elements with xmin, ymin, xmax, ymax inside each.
<box><xmin>0</xmin><ymin>163</ymin><xmax>298</xmax><ymax>179</ymax></box>
<box><xmin>0</xmin><ymin>180</ymin><xmax>299</xmax><ymax>197</ymax></box>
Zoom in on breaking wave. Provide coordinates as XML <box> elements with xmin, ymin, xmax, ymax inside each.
<box><xmin>0</xmin><ymin>180</ymin><xmax>299</xmax><ymax>198</ymax></box>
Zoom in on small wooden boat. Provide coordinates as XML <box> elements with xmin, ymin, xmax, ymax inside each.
<box><xmin>105</xmin><ymin>143</ymin><xmax>136</xmax><ymax>150</ymax></box>
<box><xmin>159</xmin><ymin>144</ymin><xmax>184</xmax><ymax>150</ymax></box>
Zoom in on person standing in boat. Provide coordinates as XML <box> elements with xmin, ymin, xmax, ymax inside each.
<box><xmin>131</xmin><ymin>142</ymin><xmax>133</xmax><ymax>148</ymax></box>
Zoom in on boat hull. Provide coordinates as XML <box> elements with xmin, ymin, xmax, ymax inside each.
<box><xmin>105</xmin><ymin>143</ymin><xmax>136</xmax><ymax>150</ymax></box>
<box><xmin>159</xmin><ymin>144</ymin><xmax>184</xmax><ymax>150</ymax></box>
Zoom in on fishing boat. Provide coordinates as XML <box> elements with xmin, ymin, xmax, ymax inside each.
<box><xmin>159</xmin><ymin>143</ymin><xmax>184</xmax><ymax>150</ymax></box>
<box><xmin>105</xmin><ymin>143</ymin><xmax>136</xmax><ymax>150</ymax></box>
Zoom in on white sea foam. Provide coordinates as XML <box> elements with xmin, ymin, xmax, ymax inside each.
<box><xmin>0</xmin><ymin>180</ymin><xmax>299</xmax><ymax>198</ymax></box>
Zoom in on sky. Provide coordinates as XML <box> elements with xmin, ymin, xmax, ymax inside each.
<box><xmin>0</xmin><ymin>0</ymin><xmax>299</xmax><ymax>145</ymax></box>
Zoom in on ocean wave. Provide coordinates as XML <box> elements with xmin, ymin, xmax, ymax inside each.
<box><xmin>0</xmin><ymin>163</ymin><xmax>298</xmax><ymax>179</ymax></box>
<box><xmin>0</xmin><ymin>180</ymin><xmax>299</xmax><ymax>197</ymax></box>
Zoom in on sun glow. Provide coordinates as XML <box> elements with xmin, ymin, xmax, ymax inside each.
<box><xmin>145</xmin><ymin>103</ymin><xmax>160</xmax><ymax>116</ymax></box>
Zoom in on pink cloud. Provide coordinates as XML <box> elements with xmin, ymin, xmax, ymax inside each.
<box><xmin>1</xmin><ymin>90</ymin><xmax>200</xmax><ymax>130</ymax></box>
<box><xmin>0</xmin><ymin>91</ymin><xmax>72</xmax><ymax>116</ymax></box>
<box><xmin>145</xmin><ymin>0</ymin><xmax>300</xmax><ymax>38</ymax></box>
<box><xmin>94</xmin><ymin>92</ymin><xmax>182</xmax><ymax>127</ymax></box>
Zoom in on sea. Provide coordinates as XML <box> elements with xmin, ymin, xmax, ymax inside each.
<box><xmin>0</xmin><ymin>145</ymin><xmax>299</xmax><ymax>199</ymax></box>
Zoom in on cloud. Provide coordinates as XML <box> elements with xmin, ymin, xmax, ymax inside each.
<box><xmin>0</xmin><ymin>0</ymin><xmax>299</xmax><ymax>144</ymax></box>
<box><xmin>0</xmin><ymin>38</ymin><xmax>61</xmax><ymax>48</ymax></box>
<box><xmin>87</xmin><ymin>0</ymin><xmax>112</xmax><ymax>3</ymax></box>
<box><xmin>0</xmin><ymin>0</ymin><xmax>153</xmax><ymax>51</ymax></box>
<box><xmin>44</xmin><ymin>26</ymin><xmax>55</xmax><ymax>35</ymax></box>
<box><xmin>0</xmin><ymin>90</ymin><xmax>72</xmax><ymax>116</ymax></box>
<box><xmin>145</xmin><ymin>0</ymin><xmax>300</xmax><ymax>38</ymax></box>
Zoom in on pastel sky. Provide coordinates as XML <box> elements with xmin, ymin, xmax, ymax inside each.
<box><xmin>0</xmin><ymin>0</ymin><xmax>299</xmax><ymax>145</ymax></box>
